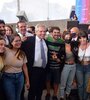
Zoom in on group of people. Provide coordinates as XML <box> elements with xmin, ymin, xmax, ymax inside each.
<box><xmin>0</xmin><ymin>19</ymin><xmax>90</xmax><ymax>100</ymax></box>
<box><xmin>0</xmin><ymin>20</ymin><xmax>30</xmax><ymax>100</ymax></box>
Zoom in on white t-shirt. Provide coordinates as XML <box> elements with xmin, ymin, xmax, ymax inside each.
<box><xmin>78</xmin><ymin>45</ymin><xmax>90</xmax><ymax>61</ymax></box>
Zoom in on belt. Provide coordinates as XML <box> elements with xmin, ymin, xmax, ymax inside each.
<box><xmin>65</xmin><ymin>62</ymin><xmax>75</xmax><ymax>65</ymax></box>
<box><xmin>79</xmin><ymin>61</ymin><xmax>90</xmax><ymax>65</ymax></box>
<box><xmin>50</xmin><ymin>67</ymin><xmax>60</xmax><ymax>69</ymax></box>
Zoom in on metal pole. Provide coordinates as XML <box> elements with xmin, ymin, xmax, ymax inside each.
<box><xmin>17</xmin><ymin>0</ymin><xmax>20</xmax><ymax>12</ymax></box>
<box><xmin>47</xmin><ymin>0</ymin><xmax>49</xmax><ymax>20</ymax></box>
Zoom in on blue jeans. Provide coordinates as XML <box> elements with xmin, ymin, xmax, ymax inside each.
<box><xmin>60</xmin><ymin>64</ymin><xmax>76</xmax><ymax>98</ymax></box>
<box><xmin>2</xmin><ymin>72</ymin><xmax>24</xmax><ymax>100</ymax></box>
<box><xmin>76</xmin><ymin>64</ymin><xmax>90</xmax><ymax>100</ymax></box>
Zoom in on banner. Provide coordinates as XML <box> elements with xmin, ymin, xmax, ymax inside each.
<box><xmin>75</xmin><ymin>0</ymin><xmax>90</xmax><ymax>24</ymax></box>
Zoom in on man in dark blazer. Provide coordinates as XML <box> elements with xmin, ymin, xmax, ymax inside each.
<box><xmin>69</xmin><ymin>27</ymin><xmax>80</xmax><ymax>100</ymax></box>
<box><xmin>21</xmin><ymin>24</ymin><xmax>48</xmax><ymax>100</ymax></box>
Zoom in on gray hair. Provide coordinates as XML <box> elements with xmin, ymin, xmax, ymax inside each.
<box><xmin>35</xmin><ymin>24</ymin><xmax>46</xmax><ymax>32</ymax></box>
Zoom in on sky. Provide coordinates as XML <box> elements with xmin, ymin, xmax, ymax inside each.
<box><xmin>0</xmin><ymin>0</ymin><xmax>76</xmax><ymax>23</ymax></box>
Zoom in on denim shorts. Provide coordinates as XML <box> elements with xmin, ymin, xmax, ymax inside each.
<box><xmin>46</xmin><ymin>68</ymin><xmax>60</xmax><ymax>84</ymax></box>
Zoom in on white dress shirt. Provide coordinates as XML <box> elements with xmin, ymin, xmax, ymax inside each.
<box><xmin>18</xmin><ymin>32</ymin><xmax>33</xmax><ymax>38</ymax></box>
<box><xmin>33</xmin><ymin>36</ymin><xmax>48</xmax><ymax>67</ymax></box>
<box><xmin>72</xmin><ymin>37</ymin><xmax>78</xmax><ymax>41</ymax></box>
